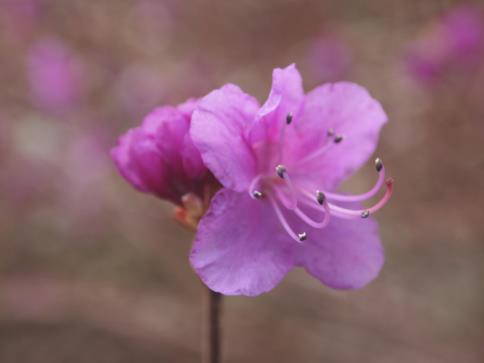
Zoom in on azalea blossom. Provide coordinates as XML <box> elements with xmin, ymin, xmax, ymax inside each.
<box><xmin>111</xmin><ymin>99</ymin><xmax>217</xmax><ymax>228</ymax></box>
<box><xmin>27</xmin><ymin>37</ymin><xmax>85</xmax><ymax>115</ymax></box>
<box><xmin>189</xmin><ymin>64</ymin><xmax>392</xmax><ymax>296</ymax></box>
<box><xmin>405</xmin><ymin>6</ymin><xmax>484</xmax><ymax>85</ymax></box>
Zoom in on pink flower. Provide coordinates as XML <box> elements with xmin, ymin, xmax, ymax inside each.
<box><xmin>405</xmin><ymin>6</ymin><xmax>484</xmax><ymax>85</ymax></box>
<box><xmin>189</xmin><ymin>64</ymin><xmax>392</xmax><ymax>296</ymax></box>
<box><xmin>111</xmin><ymin>99</ymin><xmax>216</xmax><ymax>227</ymax></box>
<box><xmin>27</xmin><ymin>38</ymin><xmax>85</xmax><ymax>114</ymax></box>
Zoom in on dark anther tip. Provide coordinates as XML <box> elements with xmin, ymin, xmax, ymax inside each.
<box><xmin>361</xmin><ymin>210</ymin><xmax>370</xmax><ymax>218</ymax></box>
<box><xmin>275</xmin><ymin>164</ymin><xmax>286</xmax><ymax>178</ymax></box>
<box><xmin>252</xmin><ymin>190</ymin><xmax>263</xmax><ymax>199</ymax></box>
<box><xmin>333</xmin><ymin>135</ymin><xmax>344</xmax><ymax>144</ymax></box>
<box><xmin>375</xmin><ymin>158</ymin><xmax>383</xmax><ymax>172</ymax></box>
<box><xmin>316</xmin><ymin>191</ymin><xmax>325</xmax><ymax>205</ymax></box>
<box><xmin>286</xmin><ymin>113</ymin><xmax>293</xmax><ymax>125</ymax></box>
<box><xmin>298</xmin><ymin>232</ymin><xmax>307</xmax><ymax>241</ymax></box>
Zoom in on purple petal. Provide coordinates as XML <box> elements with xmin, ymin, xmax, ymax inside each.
<box><xmin>111</xmin><ymin>101</ymin><xmax>207</xmax><ymax>204</ymax></box>
<box><xmin>259</xmin><ymin>64</ymin><xmax>305</xmax><ymax>120</ymax></box>
<box><xmin>190</xmin><ymin>189</ymin><xmax>296</xmax><ymax>296</ymax></box>
<box><xmin>181</xmin><ymin>132</ymin><xmax>206</xmax><ymax>179</ymax></box>
<box><xmin>249</xmin><ymin>64</ymin><xmax>305</xmax><ymax>148</ymax></box>
<box><xmin>177</xmin><ymin>97</ymin><xmax>199</xmax><ymax>116</ymax></box>
<box><xmin>190</xmin><ymin>84</ymin><xmax>260</xmax><ymax>192</ymax></box>
<box><xmin>301</xmin><ymin>82</ymin><xmax>387</xmax><ymax>190</ymax></box>
<box><xmin>27</xmin><ymin>37</ymin><xmax>84</xmax><ymax>114</ymax></box>
<box><xmin>141</xmin><ymin>106</ymin><xmax>189</xmax><ymax>176</ymax></box>
<box><xmin>295</xmin><ymin>214</ymin><xmax>384</xmax><ymax>290</ymax></box>
<box><xmin>111</xmin><ymin>128</ymin><xmax>167</xmax><ymax>197</ymax></box>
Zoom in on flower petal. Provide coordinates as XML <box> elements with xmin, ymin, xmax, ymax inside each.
<box><xmin>111</xmin><ymin>102</ymin><xmax>208</xmax><ymax>204</ymax></box>
<box><xmin>142</xmin><ymin>106</ymin><xmax>189</xmax><ymax>175</ymax></box>
<box><xmin>249</xmin><ymin>64</ymin><xmax>305</xmax><ymax>148</ymax></box>
<box><xmin>190</xmin><ymin>84</ymin><xmax>260</xmax><ymax>192</ymax></box>
<box><xmin>301</xmin><ymin>82</ymin><xmax>387</xmax><ymax>190</ymax></box>
<box><xmin>181</xmin><ymin>132</ymin><xmax>206</xmax><ymax>179</ymax></box>
<box><xmin>111</xmin><ymin>128</ymin><xmax>171</xmax><ymax>199</ymax></box>
<box><xmin>259</xmin><ymin>64</ymin><xmax>304</xmax><ymax>120</ymax></box>
<box><xmin>296</xmin><ymin>214</ymin><xmax>384</xmax><ymax>290</ymax></box>
<box><xmin>190</xmin><ymin>189</ymin><xmax>296</xmax><ymax>296</ymax></box>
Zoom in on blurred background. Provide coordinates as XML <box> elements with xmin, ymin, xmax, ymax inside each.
<box><xmin>1</xmin><ymin>0</ymin><xmax>484</xmax><ymax>362</ymax></box>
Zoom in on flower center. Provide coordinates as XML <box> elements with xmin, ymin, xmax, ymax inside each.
<box><xmin>247</xmin><ymin>113</ymin><xmax>393</xmax><ymax>244</ymax></box>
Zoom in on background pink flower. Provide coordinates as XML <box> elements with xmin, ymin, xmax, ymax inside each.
<box><xmin>404</xmin><ymin>5</ymin><xmax>484</xmax><ymax>85</ymax></box>
<box><xmin>27</xmin><ymin>37</ymin><xmax>86</xmax><ymax>115</ymax></box>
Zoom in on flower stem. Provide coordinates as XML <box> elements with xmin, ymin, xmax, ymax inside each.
<box><xmin>203</xmin><ymin>287</ymin><xmax>222</xmax><ymax>363</ymax></box>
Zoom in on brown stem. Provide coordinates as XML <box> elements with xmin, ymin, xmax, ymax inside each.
<box><xmin>202</xmin><ymin>288</ymin><xmax>222</xmax><ymax>363</ymax></box>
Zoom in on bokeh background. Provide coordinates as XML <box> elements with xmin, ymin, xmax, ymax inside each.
<box><xmin>1</xmin><ymin>0</ymin><xmax>484</xmax><ymax>362</ymax></box>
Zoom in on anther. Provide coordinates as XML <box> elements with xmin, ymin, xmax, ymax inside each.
<box><xmin>375</xmin><ymin>158</ymin><xmax>383</xmax><ymax>173</ymax></box>
<box><xmin>298</xmin><ymin>232</ymin><xmax>307</xmax><ymax>241</ymax></box>
<box><xmin>275</xmin><ymin>164</ymin><xmax>286</xmax><ymax>178</ymax></box>
<box><xmin>316</xmin><ymin>190</ymin><xmax>325</xmax><ymax>205</ymax></box>
<box><xmin>361</xmin><ymin>210</ymin><xmax>370</xmax><ymax>218</ymax></box>
<box><xmin>252</xmin><ymin>190</ymin><xmax>263</xmax><ymax>199</ymax></box>
<box><xmin>286</xmin><ymin>113</ymin><xmax>293</xmax><ymax>125</ymax></box>
<box><xmin>327</xmin><ymin>128</ymin><xmax>335</xmax><ymax>137</ymax></box>
<box><xmin>334</xmin><ymin>135</ymin><xmax>344</xmax><ymax>144</ymax></box>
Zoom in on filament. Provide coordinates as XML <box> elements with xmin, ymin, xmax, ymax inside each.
<box><xmin>299</xmin><ymin>134</ymin><xmax>340</xmax><ymax>164</ymax></box>
<box><xmin>275</xmin><ymin>188</ymin><xmax>330</xmax><ymax>229</ymax></box>
<box><xmin>327</xmin><ymin>178</ymin><xmax>394</xmax><ymax>219</ymax></box>
<box><xmin>248</xmin><ymin>174</ymin><xmax>264</xmax><ymax>199</ymax></box>
<box><xmin>269</xmin><ymin>196</ymin><xmax>305</xmax><ymax>244</ymax></box>
<box><xmin>325</xmin><ymin>164</ymin><xmax>386</xmax><ymax>202</ymax></box>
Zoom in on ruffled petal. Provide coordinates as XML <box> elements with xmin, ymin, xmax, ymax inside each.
<box><xmin>111</xmin><ymin>101</ymin><xmax>208</xmax><ymax>204</ymax></box>
<box><xmin>299</xmin><ymin>82</ymin><xmax>387</xmax><ymax>190</ymax></box>
<box><xmin>296</xmin><ymin>214</ymin><xmax>384</xmax><ymax>290</ymax></box>
<box><xmin>259</xmin><ymin>64</ymin><xmax>304</xmax><ymax>120</ymax></box>
<box><xmin>141</xmin><ymin>106</ymin><xmax>189</xmax><ymax>177</ymax></box>
<box><xmin>177</xmin><ymin>97</ymin><xmax>199</xmax><ymax>116</ymax></box>
<box><xmin>190</xmin><ymin>84</ymin><xmax>260</xmax><ymax>192</ymax></box>
<box><xmin>249</xmin><ymin>64</ymin><xmax>305</xmax><ymax>148</ymax></box>
<box><xmin>111</xmin><ymin>128</ymin><xmax>171</xmax><ymax>199</ymax></box>
<box><xmin>111</xmin><ymin>129</ymin><xmax>151</xmax><ymax>193</ymax></box>
<box><xmin>181</xmin><ymin>132</ymin><xmax>206</xmax><ymax>179</ymax></box>
<box><xmin>190</xmin><ymin>189</ymin><xmax>296</xmax><ymax>296</ymax></box>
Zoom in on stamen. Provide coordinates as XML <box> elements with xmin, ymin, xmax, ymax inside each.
<box><xmin>275</xmin><ymin>164</ymin><xmax>286</xmax><ymax>178</ymax></box>
<box><xmin>269</xmin><ymin>197</ymin><xmax>305</xmax><ymax>244</ymax></box>
<box><xmin>252</xmin><ymin>190</ymin><xmax>263</xmax><ymax>199</ymax></box>
<box><xmin>300</xmin><ymin>136</ymin><xmax>337</xmax><ymax>164</ymax></box>
<box><xmin>324</xmin><ymin>157</ymin><xmax>386</xmax><ymax>202</ymax></box>
<box><xmin>316</xmin><ymin>190</ymin><xmax>325</xmax><ymax>205</ymax></box>
<box><xmin>286</xmin><ymin>113</ymin><xmax>293</xmax><ymax>125</ymax></box>
<box><xmin>277</xmin><ymin>113</ymin><xmax>292</xmax><ymax>162</ymax></box>
<box><xmin>375</xmin><ymin>157</ymin><xmax>383</xmax><ymax>172</ymax></box>
<box><xmin>299</xmin><ymin>130</ymin><xmax>345</xmax><ymax>165</ymax></box>
<box><xmin>328</xmin><ymin>178</ymin><xmax>394</xmax><ymax>219</ymax></box>
<box><xmin>275</xmin><ymin>166</ymin><xmax>298</xmax><ymax>209</ymax></box>
<box><xmin>275</xmin><ymin>189</ymin><xmax>331</xmax><ymax>229</ymax></box>
<box><xmin>333</xmin><ymin>135</ymin><xmax>344</xmax><ymax>144</ymax></box>
<box><xmin>298</xmin><ymin>232</ymin><xmax>307</xmax><ymax>241</ymax></box>
<box><xmin>248</xmin><ymin>174</ymin><xmax>264</xmax><ymax>199</ymax></box>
